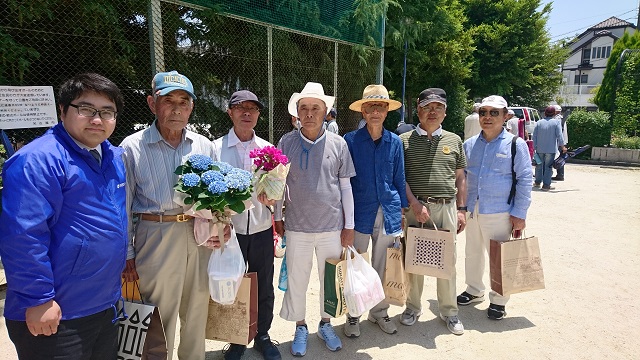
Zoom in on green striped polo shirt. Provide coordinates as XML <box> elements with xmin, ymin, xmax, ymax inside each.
<box><xmin>399</xmin><ymin>129</ymin><xmax>466</xmax><ymax>198</ymax></box>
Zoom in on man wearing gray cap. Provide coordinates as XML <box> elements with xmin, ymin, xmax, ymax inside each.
<box><xmin>213</xmin><ymin>90</ymin><xmax>281</xmax><ymax>360</ymax></box>
<box><xmin>399</xmin><ymin>88</ymin><xmax>467</xmax><ymax>336</ymax></box>
<box><xmin>121</xmin><ymin>70</ymin><xmax>224</xmax><ymax>360</ymax></box>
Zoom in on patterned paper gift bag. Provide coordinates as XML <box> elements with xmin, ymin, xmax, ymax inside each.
<box><xmin>404</xmin><ymin>225</ymin><xmax>454</xmax><ymax>279</ymax></box>
<box><xmin>490</xmin><ymin>236</ymin><xmax>545</xmax><ymax>296</ymax></box>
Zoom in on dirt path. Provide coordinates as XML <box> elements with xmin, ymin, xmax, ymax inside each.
<box><xmin>1</xmin><ymin>163</ymin><xmax>639</xmax><ymax>359</ymax></box>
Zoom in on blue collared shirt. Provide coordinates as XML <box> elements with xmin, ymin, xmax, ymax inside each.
<box><xmin>463</xmin><ymin>129</ymin><xmax>533</xmax><ymax>219</ymax></box>
<box><xmin>344</xmin><ymin>127</ymin><xmax>409</xmax><ymax>235</ymax></box>
<box><xmin>533</xmin><ymin>117</ymin><xmax>564</xmax><ymax>153</ymax></box>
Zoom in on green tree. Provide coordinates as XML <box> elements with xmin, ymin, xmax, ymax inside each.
<box><xmin>612</xmin><ymin>51</ymin><xmax>640</xmax><ymax>136</ymax></box>
<box><xmin>593</xmin><ymin>31</ymin><xmax>640</xmax><ymax>113</ymax></box>
<box><xmin>384</xmin><ymin>0</ymin><xmax>474</xmax><ymax>135</ymax></box>
<box><xmin>461</xmin><ymin>0</ymin><xmax>567</xmax><ymax>107</ymax></box>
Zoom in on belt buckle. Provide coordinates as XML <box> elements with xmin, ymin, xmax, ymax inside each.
<box><xmin>176</xmin><ymin>214</ymin><xmax>188</xmax><ymax>222</ymax></box>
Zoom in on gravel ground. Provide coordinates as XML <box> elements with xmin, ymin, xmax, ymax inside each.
<box><xmin>1</xmin><ymin>163</ymin><xmax>639</xmax><ymax>360</ymax></box>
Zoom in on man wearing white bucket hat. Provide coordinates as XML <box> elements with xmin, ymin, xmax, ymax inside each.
<box><xmin>274</xmin><ymin>82</ymin><xmax>356</xmax><ymax>356</ymax></box>
<box><xmin>342</xmin><ymin>84</ymin><xmax>408</xmax><ymax>338</ymax></box>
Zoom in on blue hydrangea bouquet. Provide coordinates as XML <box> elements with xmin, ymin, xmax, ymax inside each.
<box><xmin>174</xmin><ymin>154</ymin><xmax>253</xmax><ymax>247</ymax></box>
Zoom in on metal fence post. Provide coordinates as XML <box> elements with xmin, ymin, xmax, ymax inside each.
<box><xmin>149</xmin><ymin>0</ymin><xmax>165</xmax><ymax>74</ymax></box>
<box><xmin>267</xmin><ymin>26</ymin><xmax>274</xmax><ymax>144</ymax></box>
<box><xmin>334</xmin><ymin>42</ymin><xmax>339</xmax><ymax>102</ymax></box>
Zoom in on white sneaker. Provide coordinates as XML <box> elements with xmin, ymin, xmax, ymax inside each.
<box><xmin>440</xmin><ymin>314</ymin><xmax>464</xmax><ymax>335</ymax></box>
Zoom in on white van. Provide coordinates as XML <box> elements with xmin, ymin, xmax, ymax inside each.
<box><xmin>508</xmin><ymin>107</ymin><xmax>540</xmax><ymax>137</ymax></box>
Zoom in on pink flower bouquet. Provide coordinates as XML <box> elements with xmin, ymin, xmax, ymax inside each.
<box><xmin>249</xmin><ymin>146</ymin><xmax>290</xmax><ymax>201</ymax></box>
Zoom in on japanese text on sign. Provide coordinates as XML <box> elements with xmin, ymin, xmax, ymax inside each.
<box><xmin>0</xmin><ymin>86</ymin><xmax>58</xmax><ymax>130</ymax></box>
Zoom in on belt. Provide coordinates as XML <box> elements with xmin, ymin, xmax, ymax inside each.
<box><xmin>137</xmin><ymin>213</ymin><xmax>194</xmax><ymax>223</ymax></box>
<box><xmin>416</xmin><ymin>196</ymin><xmax>454</xmax><ymax>204</ymax></box>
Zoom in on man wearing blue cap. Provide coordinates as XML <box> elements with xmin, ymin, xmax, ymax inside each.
<box><xmin>120</xmin><ymin>70</ymin><xmax>223</xmax><ymax>360</ymax></box>
<box><xmin>213</xmin><ymin>90</ymin><xmax>281</xmax><ymax>360</ymax></box>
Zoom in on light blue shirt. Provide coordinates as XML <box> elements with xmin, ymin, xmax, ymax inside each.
<box><xmin>533</xmin><ymin>117</ymin><xmax>564</xmax><ymax>153</ymax></box>
<box><xmin>463</xmin><ymin>129</ymin><xmax>533</xmax><ymax>219</ymax></box>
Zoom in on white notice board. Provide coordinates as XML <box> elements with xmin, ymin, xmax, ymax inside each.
<box><xmin>0</xmin><ymin>86</ymin><xmax>58</xmax><ymax>130</ymax></box>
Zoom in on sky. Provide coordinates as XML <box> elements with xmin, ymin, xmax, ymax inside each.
<box><xmin>543</xmin><ymin>0</ymin><xmax>639</xmax><ymax>42</ymax></box>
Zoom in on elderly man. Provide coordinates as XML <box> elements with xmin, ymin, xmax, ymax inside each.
<box><xmin>533</xmin><ymin>106</ymin><xmax>566</xmax><ymax>191</ymax></box>
<box><xmin>213</xmin><ymin>90</ymin><xmax>281</xmax><ymax>360</ymax></box>
<box><xmin>120</xmin><ymin>71</ymin><xmax>221</xmax><ymax>360</ymax></box>
<box><xmin>399</xmin><ymin>88</ymin><xmax>467</xmax><ymax>335</ymax></box>
<box><xmin>552</xmin><ymin>104</ymin><xmax>568</xmax><ymax>181</ymax></box>
<box><xmin>342</xmin><ymin>84</ymin><xmax>408</xmax><ymax>338</ymax></box>
<box><xmin>0</xmin><ymin>73</ymin><xmax>127</xmax><ymax>359</ymax></box>
<box><xmin>505</xmin><ymin>109</ymin><xmax>520</xmax><ymax>136</ymax></box>
<box><xmin>464</xmin><ymin>102</ymin><xmax>481</xmax><ymax>140</ymax></box>
<box><xmin>457</xmin><ymin>95</ymin><xmax>533</xmax><ymax>320</ymax></box>
<box><xmin>274</xmin><ymin>82</ymin><xmax>356</xmax><ymax>357</ymax></box>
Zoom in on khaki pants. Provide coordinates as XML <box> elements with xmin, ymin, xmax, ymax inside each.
<box><xmin>134</xmin><ymin>219</ymin><xmax>212</xmax><ymax>360</ymax></box>
<box><xmin>405</xmin><ymin>201</ymin><xmax>459</xmax><ymax>317</ymax></box>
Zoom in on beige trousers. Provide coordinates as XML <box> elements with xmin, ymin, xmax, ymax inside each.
<box><xmin>134</xmin><ymin>219</ymin><xmax>212</xmax><ymax>360</ymax></box>
<box><xmin>405</xmin><ymin>201</ymin><xmax>459</xmax><ymax>317</ymax></box>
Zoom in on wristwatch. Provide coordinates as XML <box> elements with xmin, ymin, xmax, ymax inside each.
<box><xmin>457</xmin><ymin>206</ymin><xmax>468</xmax><ymax>211</ymax></box>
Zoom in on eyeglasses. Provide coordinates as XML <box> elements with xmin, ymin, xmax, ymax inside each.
<box><xmin>68</xmin><ymin>104</ymin><xmax>117</xmax><ymax>120</ymax></box>
<box><xmin>479</xmin><ymin>109</ymin><xmax>502</xmax><ymax>117</ymax></box>
<box><xmin>419</xmin><ymin>105</ymin><xmax>446</xmax><ymax>113</ymax></box>
<box><xmin>363</xmin><ymin>103</ymin><xmax>389</xmax><ymax>114</ymax></box>
<box><xmin>231</xmin><ymin>105</ymin><xmax>260</xmax><ymax>113</ymax></box>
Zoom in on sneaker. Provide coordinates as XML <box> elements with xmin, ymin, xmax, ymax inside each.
<box><xmin>399</xmin><ymin>308</ymin><xmax>422</xmax><ymax>326</ymax></box>
<box><xmin>487</xmin><ymin>304</ymin><xmax>507</xmax><ymax>320</ymax></box>
<box><xmin>457</xmin><ymin>291</ymin><xmax>485</xmax><ymax>306</ymax></box>
<box><xmin>223</xmin><ymin>344</ymin><xmax>246</xmax><ymax>360</ymax></box>
<box><xmin>551</xmin><ymin>176</ymin><xmax>564</xmax><ymax>181</ymax></box>
<box><xmin>533</xmin><ymin>182</ymin><xmax>541</xmax><ymax>188</ymax></box>
<box><xmin>343</xmin><ymin>316</ymin><xmax>360</xmax><ymax>338</ymax></box>
<box><xmin>317</xmin><ymin>321</ymin><xmax>342</xmax><ymax>352</ymax></box>
<box><xmin>541</xmin><ymin>185</ymin><xmax>555</xmax><ymax>191</ymax></box>
<box><xmin>367</xmin><ymin>313</ymin><xmax>397</xmax><ymax>334</ymax></box>
<box><xmin>254</xmin><ymin>334</ymin><xmax>281</xmax><ymax>360</ymax></box>
<box><xmin>290</xmin><ymin>325</ymin><xmax>308</xmax><ymax>357</ymax></box>
<box><xmin>439</xmin><ymin>314</ymin><xmax>464</xmax><ymax>335</ymax></box>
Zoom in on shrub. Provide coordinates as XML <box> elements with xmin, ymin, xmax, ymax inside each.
<box><xmin>566</xmin><ymin>110</ymin><xmax>611</xmax><ymax>157</ymax></box>
<box><xmin>611</xmin><ymin>134</ymin><xmax>640</xmax><ymax>149</ymax></box>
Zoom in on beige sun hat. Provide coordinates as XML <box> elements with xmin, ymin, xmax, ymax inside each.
<box><xmin>288</xmin><ymin>82</ymin><xmax>335</xmax><ymax>117</ymax></box>
<box><xmin>349</xmin><ymin>84</ymin><xmax>402</xmax><ymax>112</ymax></box>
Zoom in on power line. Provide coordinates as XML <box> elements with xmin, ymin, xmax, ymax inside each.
<box><xmin>550</xmin><ymin>8</ymin><xmax>638</xmax><ymax>42</ymax></box>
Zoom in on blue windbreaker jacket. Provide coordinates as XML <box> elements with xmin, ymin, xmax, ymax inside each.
<box><xmin>0</xmin><ymin>123</ymin><xmax>128</xmax><ymax>321</ymax></box>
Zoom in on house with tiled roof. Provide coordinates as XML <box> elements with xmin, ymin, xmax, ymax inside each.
<box><xmin>556</xmin><ymin>16</ymin><xmax>637</xmax><ymax>110</ymax></box>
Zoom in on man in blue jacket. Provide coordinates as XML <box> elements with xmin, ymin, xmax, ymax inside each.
<box><xmin>0</xmin><ymin>73</ymin><xmax>128</xmax><ymax>359</ymax></box>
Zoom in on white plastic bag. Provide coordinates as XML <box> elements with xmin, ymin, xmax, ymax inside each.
<box><xmin>207</xmin><ymin>228</ymin><xmax>247</xmax><ymax>305</ymax></box>
<box><xmin>343</xmin><ymin>246</ymin><xmax>385</xmax><ymax>317</ymax></box>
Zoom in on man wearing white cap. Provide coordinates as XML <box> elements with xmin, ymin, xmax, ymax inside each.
<box><xmin>552</xmin><ymin>104</ymin><xmax>568</xmax><ymax>181</ymax></box>
<box><xmin>505</xmin><ymin>109</ymin><xmax>521</xmax><ymax>137</ymax></box>
<box><xmin>121</xmin><ymin>70</ymin><xmax>224</xmax><ymax>360</ymax></box>
<box><xmin>274</xmin><ymin>82</ymin><xmax>356</xmax><ymax>356</ymax></box>
<box><xmin>399</xmin><ymin>88</ymin><xmax>467</xmax><ymax>336</ymax></box>
<box><xmin>342</xmin><ymin>85</ymin><xmax>408</xmax><ymax>338</ymax></box>
<box><xmin>464</xmin><ymin>102</ymin><xmax>481</xmax><ymax>140</ymax></box>
<box><xmin>457</xmin><ymin>95</ymin><xmax>533</xmax><ymax>320</ymax></box>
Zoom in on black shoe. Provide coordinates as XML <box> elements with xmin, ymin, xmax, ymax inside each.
<box><xmin>487</xmin><ymin>304</ymin><xmax>507</xmax><ymax>320</ymax></box>
<box><xmin>223</xmin><ymin>344</ymin><xmax>246</xmax><ymax>360</ymax></box>
<box><xmin>552</xmin><ymin>176</ymin><xmax>564</xmax><ymax>181</ymax></box>
<box><xmin>254</xmin><ymin>334</ymin><xmax>282</xmax><ymax>360</ymax></box>
<box><xmin>456</xmin><ymin>291</ymin><xmax>484</xmax><ymax>305</ymax></box>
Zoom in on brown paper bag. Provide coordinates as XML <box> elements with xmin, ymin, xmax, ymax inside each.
<box><xmin>118</xmin><ymin>281</ymin><xmax>167</xmax><ymax>360</ymax></box>
<box><xmin>404</xmin><ymin>226</ymin><xmax>455</xmax><ymax>279</ymax></box>
<box><xmin>206</xmin><ymin>272</ymin><xmax>258</xmax><ymax>345</ymax></box>
<box><xmin>384</xmin><ymin>241</ymin><xmax>409</xmax><ymax>306</ymax></box>
<box><xmin>490</xmin><ymin>236</ymin><xmax>545</xmax><ymax>296</ymax></box>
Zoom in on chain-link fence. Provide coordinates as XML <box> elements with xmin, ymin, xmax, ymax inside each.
<box><xmin>0</xmin><ymin>0</ymin><xmax>382</xmax><ymax>151</ymax></box>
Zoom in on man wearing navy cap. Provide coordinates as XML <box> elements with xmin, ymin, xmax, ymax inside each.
<box><xmin>121</xmin><ymin>70</ymin><xmax>224</xmax><ymax>360</ymax></box>
<box><xmin>213</xmin><ymin>90</ymin><xmax>281</xmax><ymax>360</ymax></box>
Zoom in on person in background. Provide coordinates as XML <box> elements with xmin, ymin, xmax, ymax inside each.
<box><xmin>0</xmin><ymin>73</ymin><xmax>127</xmax><ymax>359</ymax></box>
<box><xmin>457</xmin><ymin>95</ymin><xmax>533</xmax><ymax>321</ymax></box>
<box><xmin>464</xmin><ymin>103</ymin><xmax>481</xmax><ymax>140</ymax></box>
<box><xmin>505</xmin><ymin>109</ymin><xmax>520</xmax><ymax>136</ymax></box>
<box><xmin>532</xmin><ymin>106</ymin><xmax>566</xmax><ymax>191</ymax></box>
<box><xmin>120</xmin><ymin>70</ymin><xmax>228</xmax><ymax>360</ymax></box>
<box><xmin>552</xmin><ymin>104</ymin><xmax>568</xmax><ymax>181</ymax></box>
<box><xmin>399</xmin><ymin>88</ymin><xmax>467</xmax><ymax>336</ymax></box>
<box><xmin>395</xmin><ymin>120</ymin><xmax>417</xmax><ymax>135</ymax></box>
<box><xmin>274</xmin><ymin>82</ymin><xmax>356</xmax><ymax>357</ymax></box>
<box><xmin>343</xmin><ymin>84</ymin><xmax>408</xmax><ymax>338</ymax></box>
<box><xmin>325</xmin><ymin>107</ymin><xmax>339</xmax><ymax>134</ymax></box>
<box><xmin>213</xmin><ymin>90</ymin><xmax>281</xmax><ymax>360</ymax></box>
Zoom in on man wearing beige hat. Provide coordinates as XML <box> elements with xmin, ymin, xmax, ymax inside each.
<box><xmin>342</xmin><ymin>85</ymin><xmax>408</xmax><ymax>338</ymax></box>
<box><xmin>399</xmin><ymin>88</ymin><xmax>467</xmax><ymax>336</ymax></box>
<box><xmin>273</xmin><ymin>82</ymin><xmax>356</xmax><ymax>356</ymax></box>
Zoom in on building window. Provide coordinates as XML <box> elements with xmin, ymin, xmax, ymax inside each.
<box><xmin>597</xmin><ymin>47</ymin><xmax>602</xmax><ymax>58</ymax></box>
<box><xmin>574</xmin><ymin>74</ymin><xmax>588</xmax><ymax>84</ymax></box>
<box><xmin>606</xmin><ymin>46</ymin><xmax>611</xmax><ymax>58</ymax></box>
<box><xmin>592</xmin><ymin>48</ymin><xmax>596</xmax><ymax>59</ymax></box>
<box><xmin>590</xmin><ymin>46</ymin><xmax>613</xmax><ymax>59</ymax></box>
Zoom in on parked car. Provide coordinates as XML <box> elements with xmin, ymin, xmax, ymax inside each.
<box><xmin>508</xmin><ymin>107</ymin><xmax>540</xmax><ymax>138</ymax></box>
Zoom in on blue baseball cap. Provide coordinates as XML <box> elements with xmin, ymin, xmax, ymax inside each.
<box><xmin>152</xmin><ymin>70</ymin><xmax>196</xmax><ymax>99</ymax></box>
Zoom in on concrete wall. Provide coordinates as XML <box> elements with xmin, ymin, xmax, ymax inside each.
<box><xmin>592</xmin><ymin>147</ymin><xmax>640</xmax><ymax>163</ymax></box>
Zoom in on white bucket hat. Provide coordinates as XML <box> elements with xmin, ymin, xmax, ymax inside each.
<box><xmin>288</xmin><ymin>82</ymin><xmax>335</xmax><ymax>117</ymax></box>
